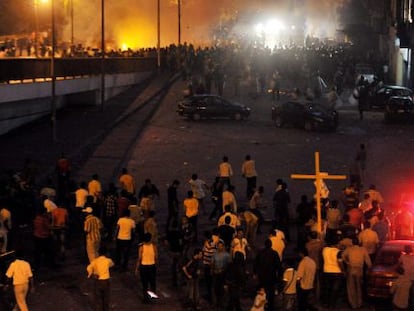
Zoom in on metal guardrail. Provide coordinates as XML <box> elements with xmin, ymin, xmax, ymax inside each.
<box><xmin>0</xmin><ymin>57</ymin><xmax>160</xmax><ymax>82</ymax></box>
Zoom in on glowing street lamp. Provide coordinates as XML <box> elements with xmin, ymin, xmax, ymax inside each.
<box><xmin>34</xmin><ymin>0</ymin><xmax>49</xmax><ymax>57</ymax></box>
<box><xmin>178</xmin><ymin>0</ymin><xmax>181</xmax><ymax>45</ymax></box>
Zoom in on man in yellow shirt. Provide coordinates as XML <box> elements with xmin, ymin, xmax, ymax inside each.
<box><xmin>87</xmin><ymin>246</ymin><xmax>114</xmax><ymax>311</ymax></box>
<box><xmin>5</xmin><ymin>249</ymin><xmax>34</xmax><ymax>311</ymax></box>
<box><xmin>119</xmin><ymin>168</ymin><xmax>135</xmax><ymax>195</ymax></box>
<box><xmin>184</xmin><ymin>191</ymin><xmax>199</xmax><ymax>242</ymax></box>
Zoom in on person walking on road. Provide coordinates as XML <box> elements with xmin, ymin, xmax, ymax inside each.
<box><xmin>296</xmin><ymin>248</ymin><xmax>317</xmax><ymax>311</ymax></box>
<box><xmin>166</xmin><ymin>179</ymin><xmax>180</xmax><ymax>232</ymax></box>
<box><xmin>87</xmin><ymin>246</ymin><xmax>114</xmax><ymax>311</ymax></box>
<box><xmin>135</xmin><ymin>232</ymin><xmax>158</xmax><ymax>304</ymax></box>
<box><xmin>218</xmin><ymin>156</ymin><xmax>233</xmax><ymax>187</ymax></box>
<box><xmin>253</xmin><ymin>239</ymin><xmax>282</xmax><ymax>311</ymax></box>
<box><xmin>342</xmin><ymin>237</ymin><xmax>372</xmax><ymax>309</ymax></box>
<box><xmin>241</xmin><ymin>155</ymin><xmax>258</xmax><ymax>199</ymax></box>
<box><xmin>115</xmin><ymin>209</ymin><xmax>136</xmax><ymax>271</ymax></box>
<box><xmin>5</xmin><ymin>249</ymin><xmax>34</xmax><ymax>311</ymax></box>
<box><xmin>84</xmin><ymin>206</ymin><xmax>103</xmax><ymax>263</ymax></box>
<box><xmin>119</xmin><ymin>168</ymin><xmax>136</xmax><ymax>196</ymax></box>
<box><xmin>188</xmin><ymin>174</ymin><xmax>209</xmax><ymax>215</ymax></box>
<box><xmin>183</xmin><ymin>190</ymin><xmax>199</xmax><ymax>242</ymax></box>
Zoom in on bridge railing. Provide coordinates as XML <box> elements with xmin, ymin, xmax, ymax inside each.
<box><xmin>0</xmin><ymin>57</ymin><xmax>159</xmax><ymax>82</ymax></box>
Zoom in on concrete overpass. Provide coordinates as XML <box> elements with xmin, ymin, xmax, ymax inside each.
<box><xmin>0</xmin><ymin>57</ymin><xmax>161</xmax><ymax>135</ymax></box>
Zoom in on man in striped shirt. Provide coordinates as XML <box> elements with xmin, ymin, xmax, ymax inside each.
<box><xmin>202</xmin><ymin>230</ymin><xmax>217</xmax><ymax>303</ymax></box>
<box><xmin>83</xmin><ymin>207</ymin><xmax>103</xmax><ymax>263</ymax></box>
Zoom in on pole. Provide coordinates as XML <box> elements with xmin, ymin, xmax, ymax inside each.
<box><xmin>315</xmin><ymin>152</ymin><xmax>322</xmax><ymax>233</ymax></box>
<box><xmin>34</xmin><ymin>0</ymin><xmax>39</xmax><ymax>57</ymax></box>
<box><xmin>157</xmin><ymin>0</ymin><xmax>161</xmax><ymax>70</ymax></box>
<box><xmin>71</xmin><ymin>0</ymin><xmax>74</xmax><ymax>47</ymax></box>
<box><xmin>178</xmin><ymin>0</ymin><xmax>181</xmax><ymax>45</ymax></box>
<box><xmin>100</xmin><ymin>0</ymin><xmax>105</xmax><ymax>112</ymax></box>
<box><xmin>51</xmin><ymin>0</ymin><xmax>56</xmax><ymax>142</ymax></box>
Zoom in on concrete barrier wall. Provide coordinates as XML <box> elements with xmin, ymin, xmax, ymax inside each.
<box><xmin>0</xmin><ymin>71</ymin><xmax>153</xmax><ymax>135</ymax></box>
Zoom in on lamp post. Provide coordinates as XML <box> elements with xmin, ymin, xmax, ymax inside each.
<box><xmin>34</xmin><ymin>0</ymin><xmax>50</xmax><ymax>57</ymax></box>
<box><xmin>51</xmin><ymin>0</ymin><xmax>57</xmax><ymax>142</ymax></box>
<box><xmin>178</xmin><ymin>0</ymin><xmax>181</xmax><ymax>45</ymax></box>
<box><xmin>70</xmin><ymin>0</ymin><xmax>74</xmax><ymax>47</ymax></box>
<box><xmin>100</xmin><ymin>0</ymin><xmax>105</xmax><ymax>112</ymax></box>
<box><xmin>157</xmin><ymin>0</ymin><xmax>161</xmax><ymax>70</ymax></box>
<box><xmin>34</xmin><ymin>0</ymin><xmax>39</xmax><ymax>57</ymax></box>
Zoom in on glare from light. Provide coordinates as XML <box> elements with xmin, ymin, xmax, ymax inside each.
<box><xmin>121</xmin><ymin>43</ymin><xmax>128</xmax><ymax>51</ymax></box>
<box><xmin>255</xmin><ymin>23</ymin><xmax>264</xmax><ymax>35</ymax></box>
<box><xmin>265</xmin><ymin>19</ymin><xmax>285</xmax><ymax>35</ymax></box>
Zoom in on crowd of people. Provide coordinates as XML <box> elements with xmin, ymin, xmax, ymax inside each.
<box><xmin>0</xmin><ymin>40</ymin><xmax>402</xmax><ymax>311</ymax></box>
<box><xmin>1</xmin><ymin>143</ymin><xmax>412</xmax><ymax>311</ymax></box>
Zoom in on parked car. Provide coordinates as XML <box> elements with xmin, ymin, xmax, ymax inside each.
<box><xmin>368</xmin><ymin>85</ymin><xmax>413</xmax><ymax>111</ymax></box>
<box><xmin>271</xmin><ymin>100</ymin><xmax>338</xmax><ymax>131</ymax></box>
<box><xmin>177</xmin><ymin>94</ymin><xmax>251</xmax><ymax>121</ymax></box>
<box><xmin>367</xmin><ymin>240</ymin><xmax>414</xmax><ymax>299</ymax></box>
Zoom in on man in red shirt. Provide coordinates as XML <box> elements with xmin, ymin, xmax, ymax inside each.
<box><xmin>33</xmin><ymin>208</ymin><xmax>54</xmax><ymax>268</ymax></box>
<box><xmin>51</xmin><ymin>205</ymin><xmax>69</xmax><ymax>260</ymax></box>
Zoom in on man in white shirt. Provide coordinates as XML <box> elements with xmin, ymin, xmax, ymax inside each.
<box><xmin>88</xmin><ymin>174</ymin><xmax>102</xmax><ymax>203</ymax></box>
<box><xmin>5</xmin><ymin>249</ymin><xmax>34</xmax><ymax>311</ymax></box>
<box><xmin>115</xmin><ymin>209</ymin><xmax>136</xmax><ymax>271</ymax></box>
<box><xmin>188</xmin><ymin>173</ymin><xmax>209</xmax><ymax>215</ymax></box>
<box><xmin>297</xmin><ymin>248</ymin><xmax>317</xmax><ymax>311</ymax></box>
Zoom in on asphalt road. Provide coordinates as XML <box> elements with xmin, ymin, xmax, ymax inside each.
<box><xmin>3</xmin><ymin>74</ymin><xmax>414</xmax><ymax>311</ymax></box>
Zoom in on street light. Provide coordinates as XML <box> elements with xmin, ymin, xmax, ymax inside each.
<box><xmin>100</xmin><ymin>0</ymin><xmax>105</xmax><ymax>112</ymax></box>
<box><xmin>178</xmin><ymin>0</ymin><xmax>181</xmax><ymax>45</ymax></box>
<box><xmin>70</xmin><ymin>0</ymin><xmax>74</xmax><ymax>47</ymax></box>
<box><xmin>157</xmin><ymin>0</ymin><xmax>160</xmax><ymax>70</ymax></box>
<box><xmin>51</xmin><ymin>0</ymin><xmax>57</xmax><ymax>141</ymax></box>
<box><xmin>34</xmin><ymin>0</ymin><xmax>49</xmax><ymax>57</ymax></box>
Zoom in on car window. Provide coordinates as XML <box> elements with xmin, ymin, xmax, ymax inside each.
<box><xmin>216</xmin><ymin>97</ymin><xmax>228</xmax><ymax>106</ymax></box>
<box><xmin>397</xmin><ymin>89</ymin><xmax>412</xmax><ymax>96</ymax></box>
<box><xmin>374</xmin><ymin>250</ymin><xmax>401</xmax><ymax>266</ymax></box>
<box><xmin>286</xmin><ymin>102</ymin><xmax>303</xmax><ymax>112</ymax></box>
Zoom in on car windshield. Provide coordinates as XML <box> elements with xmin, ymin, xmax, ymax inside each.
<box><xmin>375</xmin><ymin>250</ymin><xmax>402</xmax><ymax>266</ymax></box>
<box><xmin>394</xmin><ymin>89</ymin><xmax>412</xmax><ymax>96</ymax></box>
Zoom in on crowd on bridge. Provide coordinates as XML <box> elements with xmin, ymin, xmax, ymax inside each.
<box><xmin>1</xmin><ymin>142</ymin><xmax>414</xmax><ymax>311</ymax></box>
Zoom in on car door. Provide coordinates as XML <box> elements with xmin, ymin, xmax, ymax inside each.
<box><xmin>211</xmin><ymin>96</ymin><xmax>228</xmax><ymax>118</ymax></box>
<box><xmin>285</xmin><ymin>102</ymin><xmax>305</xmax><ymax>127</ymax></box>
<box><xmin>373</xmin><ymin>87</ymin><xmax>390</xmax><ymax>108</ymax></box>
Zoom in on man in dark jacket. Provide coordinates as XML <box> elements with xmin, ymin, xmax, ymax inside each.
<box><xmin>253</xmin><ymin>239</ymin><xmax>283</xmax><ymax>311</ymax></box>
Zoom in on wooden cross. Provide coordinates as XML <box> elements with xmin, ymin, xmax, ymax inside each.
<box><xmin>291</xmin><ymin>151</ymin><xmax>347</xmax><ymax>233</ymax></box>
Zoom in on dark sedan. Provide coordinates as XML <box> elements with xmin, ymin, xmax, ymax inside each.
<box><xmin>368</xmin><ymin>85</ymin><xmax>413</xmax><ymax>111</ymax></box>
<box><xmin>271</xmin><ymin>100</ymin><xmax>338</xmax><ymax>131</ymax></box>
<box><xmin>367</xmin><ymin>240</ymin><xmax>414</xmax><ymax>299</ymax></box>
<box><xmin>177</xmin><ymin>94</ymin><xmax>251</xmax><ymax>121</ymax></box>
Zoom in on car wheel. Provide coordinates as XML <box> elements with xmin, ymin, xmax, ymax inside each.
<box><xmin>274</xmin><ymin>116</ymin><xmax>283</xmax><ymax>128</ymax></box>
<box><xmin>192</xmin><ymin>113</ymin><xmax>201</xmax><ymax>121</ymax></box>
<box><xmin>304</xmin><ymin>120</ymin><xmax>313</xmax><ymax>131</ymax></box>
<box><xmin>234</xmin><ymin>112</ymin><xmax>242</xmax><ymax>121</ymax></box>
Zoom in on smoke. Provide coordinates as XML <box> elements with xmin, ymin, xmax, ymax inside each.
<box><xmin>60</xmin><ymin>0</ymin><xmax>346</xmax><ymax>49</ymax></box>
